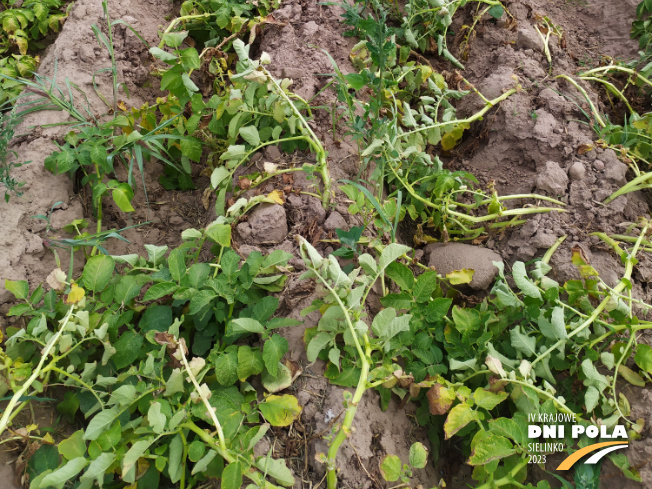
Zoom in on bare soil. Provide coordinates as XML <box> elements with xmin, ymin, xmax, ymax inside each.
<box><xmin>1</xmin><ymin>0</ymin><xmax>652</xmax><ymax>488</ymax></box>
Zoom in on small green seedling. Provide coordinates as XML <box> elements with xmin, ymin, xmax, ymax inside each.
<box><xmin>379</xmin><ymin>442</ymin><xmax>429</xmax><ymax>484</ymax></box>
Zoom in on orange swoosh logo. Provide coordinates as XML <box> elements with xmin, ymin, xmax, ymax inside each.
<box><xmin>556</xmin><ymin>441</ymin><xmax>628</xmax><ymax>470</ymax></box>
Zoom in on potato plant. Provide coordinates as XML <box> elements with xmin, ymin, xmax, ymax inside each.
<box><xmin>302</xmin><ymin>224</ymin><xmax>650</xmax><ymax>487</ymax></box>
<box><xmin>209</xmin><ymin>40</ymin><xmax>332</xmax><ymax>209</ymax></box>
<box><xmin>633</xmin><ymin>0</ymin><xmax>652</xmax><ymax>58</ymax></box>
<box><xmin>328</xmin><ymin>4</ymin><xmax>565</xmax><ymax>242</ymax></box>
<box><xmin>3</xmin><ymin>0</ymin><xmax>652</xmax><ymax>488</ymax></box>
<box><xmin>0</xmin><ymin>0</ymin><xmax>67</xmax><ymax>105</ymax></box>
<box><xmin>1</xmin><ymin>225</ymin><xmax>302</xmax><ymax>489</ymax></box>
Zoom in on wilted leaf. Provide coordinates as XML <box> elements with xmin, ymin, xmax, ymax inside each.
<box><xmin>427</xmin><ymin>383</ymin><xmax>456</xmax><ymax>415</ymax></box>
<box><xmin>259</xmin><ymin>395</ymin><xmax>302</xmax><ymax>427</ymax></box>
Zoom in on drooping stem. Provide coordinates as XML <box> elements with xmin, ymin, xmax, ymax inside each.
<box><xmin>579</xmin><ymin>65</ymin><xmax>652</xmax><ymax>89</ymax></box>
<box><xmin>178</xmin><ymin>338</ymin><xmax>227</xmax><ymax>452</ymax></box>
<box><xmin>0</xmin><ymin>305</ymin><xmax>75</xmax><ymax>436</ymax></box>
<box><xmin>555</xmin><ymin>75</ymin><xmax>605</xmax><ymax>128</ymax></box>
<box><xmin>183</xmin><ymin>421</ymin><xmax>273</xmax><ymax>487</ymax></box>
<box><xmin>308</xmin><ymin>258</ymin><xmax>374</xmax><ymax>489</ymax></box>
<box><xmin>531</xmin><ymin>222</ymin><xmax>649</xmax><ymax>368</ymax></box>
<box><xmin>260</xmin><ymin>66</ymin><xmax>331</xmax><ymax>205</ymax></box>
<box><xmin>326</xmin><ymin>354</ymin><xmax>370</xmax><ymax>489</ymax></box>
<box><xmin>157</xmin><ymin>13</ymin><xmax>213</xmax><ymax>50</ymax></box>
<box><xmin>541</xmin><ymin>235</ymin><xmax>566</xmax><ymax>264</ymax></box>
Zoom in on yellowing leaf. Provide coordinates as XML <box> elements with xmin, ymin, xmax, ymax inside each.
<box><xmin>441</xmin><ymin>132</ymin><xmax>460</xmax><ymax>151</ymax></box>
<box><xmin>117</xmin><ymin>100</ymin><xmax>128</xmax><ymax>111</ymax></box>
<box><xmin>618</xmin><ymin>365</ymin><xmax>645</xmax><ymax>387</ymax></box>
<box><xmin>632</xmin><ymin>120</ymin><xmax>647</xmax><ymax>130</ymax></box>
<box><xmin>259</xmin><ymin>394</ymin><xmax>302</xmax><ymax>427</ymax></box>
<box><xmin>266</xmin><ymin>190</ymin><xmax>285</xmax><ymax>205</ymax></box>
<box><xmin>468</xmin><ymin>430</ymin><xmax>515</xmax><ymax>465</ymax></box>
<box><xmin>446</xmin><ymin>268</ymin><xmax>475</xmax><ymax>285</ymax></box>
<box><xmin>427</xmin><ymin>383</ymin><xmax>456</xmax><ymax>415</ymax></box>
<box><xmin>42</xmin><ymin>433</ymin><xmax>55</xmax><ymax>444</ymax></box>
<box><xmin>444</xmin><ymin>402</ymin><xmax>479</xmax><ymax>439</ymax></box>
<box><xmin>65</xmin><ymin>283</ymin><xmax>85</xmax><ymax>304</ymax></box>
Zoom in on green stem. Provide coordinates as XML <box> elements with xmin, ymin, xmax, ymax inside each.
<box><xmin>580</xmin><ymin>76</ymin><xmax>635</xmax><ymax>114</ymax></box>
<box><xmin>609</xmin><ymin>290</ymin><xmax>637</xmax><ymax>427</ymax></box>
<box><xmin>541</xmin><ymin>235</ymin><xmax>566</xmax><ymax>264</ymax></box>
<box><xmin>0</xmin><ymin>306</ymin><xmax>75</xmax><ymax>436</ymax></box>
<box><xmin>531</xmin><ymin>222</ymin><xmax>649</xmax><ymax>368</ymax></box>
<box><xmin>261</xmin><ymin>66</ymin><xmax>331</xmax><ymax>205</ymax></box>
<box><xmin>475</xmin><ymin>458</ymin><xmax>529</xmax><ymax>489</ymax></box>
<box><xmin>605</xmin><ymin>171</ymin><xmax>652</xmax><ymax>203</ymax></box>
<box><xmin>309</xmin><ymin>259</ymin><xmax>373</xmax><ymax>489</ymax></box>
<box><xmin>46</xmin><ymin>365</ymin><xmax>105</xmax><ymax>409</ymax></box>
<box><xmin>506</xmin><ymin>379</ymin><xmax>575</xmax><ymax>416</ymax></box>
<box><xmin>157</xmin><ymin>14</ymin><xmax>213</xmax><ymax>49</ymax></box>
<box><xmin>179</xmin><ymin>430</ymin><xmax>188</xmax><ymax>489</ymax></box>
<box><xmin>555</xmin><ymin>75</ymin><xmax>605</xmax><ymax>128</ymax></box>
<box><xmin>579</xmin><ymin>65</ymin><xmax>652</xmax><ymax>89</ymax></box>
<box><xmin>326</xmin><ymin>353</ymin><xmax>370</xmax><ymax>489</ymax></box>
<box><xmin>183</xmin><ymin>421</ymin><xmax>272</xmax><ymax>487</ymax></box>
<box><xmin>589</xmin><ymin>323</ymin><xmax>652</xmax><ymax>349</ymax></box>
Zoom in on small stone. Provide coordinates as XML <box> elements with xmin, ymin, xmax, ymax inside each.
<box><xmin>479</xmin><ymin>66</ymin><xmax>514</xmax><ymax>100</ymax></box>
<box><xmin>568</xmin><ymin>162</ymin><xmax>586</xmax><ymax>181</ymax></box>
<box><xmin>236</xmin><ymin>222</ymin><xmax>252</xmax><ymax>241</ymax></box>
<box><xmin>536</xmin><ymin>161</ymin><xmax>569</xmax><ymax>196</ymax></box>
<box><xmin>302</xmin><ymin>21</ymin><xmax>319</xmax><ymax>37</ymax></box>
<box><xmin>603</xmin><ymin>158</ymin><xmax>627</xmax><ymax>185</ymax></box>
<box><xmin>517</xmin><ymin>24</ymin><xmax>543</xmax><ymax>53</ymax></box>
<box><xmin>304</xmin><ymin>196</ymin><xmax>326</xmax><ymax>223</ymax></box>
<box><xmin>281</xmin><ymin>67</ymin><xmax>304</xmax><ymax>80</ymax></box>
<box><xmin>49</xmin><ymin>202</ymin><xmax>83</xmax><ymax>231</ymax></box>
<box><xmin>287</xmin><ymin>194</ymin><xmax>302</xmax><ymax>207</ymax></box>
<box><xmin>238</xmin><ymin>244</ymin><xmax>261</xmax><ymax>257</ymax></box>
<box><xmin>424</xmin><ymin>243</ymin><xmax>503</xmax><ymax>291</ymax></box>
<box><xmin>539</xmin><ymin>88</ymin><xmax>566</xmax><ymax>114</ymax></box>
<box><xmin>63</xmin><ymin>48</ymin><xmax>77</xmax><ymax>61</ymax></box>
<box><xmin>531</xmin><ymin>230</ymin><xmax>558</xmax><ymax>249</ymax></box>
<box><xmin>593</xmin><ymin>160</ymin><xmax>605</xmax><ymax>171</ymax></box>
<box><xmin>25</xmin><ymin>233</ymin><xmax>43</xmax><ymax>254</ymax></box>
<box><xmin>324</xmin><ymin>211</ymin><xmax>348</xmax><ymax>231</ymax></box>
<box><xmin>533</xmin><ymin>110</ymin><xmax>561</xmax><ymax>148</ymax></box>
<box><xmin>169</xmin><ymin>215</ymin><xmax>184</xmax><ymax>225</ymax></box>
<box><xmin>242</xmin><ymin>204</ymin><xmax>288</xmax><ymax>244</ymax></box>
<box><xmin>264</xmin><ymin>145</ymin><xmax>282</xmax><ymax>161</ymax></box>
<box><xmin>72</xmin><ymin>4</ymin><xmax>87</xmax><ymax>19</ymax></box>
<box><xmin>79</xmin><ymin>45</ymin><xmax>94</xmax><ymax>63</ymax></box>
<box><xmin>594</xmin><ymin>189</ymin><xmax>612</xmax><ymax>201</ymax></box>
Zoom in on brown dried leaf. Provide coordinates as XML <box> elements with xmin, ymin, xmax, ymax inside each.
<box><xmin>154</xmin><ymin>332</ymin><xmax>177</xmax><ymax>348</ymax></box>
<box><xmin>46</xmin><ymin>268</ymin><xmax>67</xmax><ymax>291</ymax></box>
<box><xmin>238</xmin><ymin>177</ymin><xmax>252</xmax><ymax>190</ymax></box>
<box><xmin>427</xmin><ymin>384</ymin><xmax>455</xmax><ymax>415</ymax></box>
<box><xmin>409</xmin><ymin>384</ymin><xmax>422</xmax><ymax>398</ymax></box>
<box><xmin>285</xmin><ymin>359</ymin><xmax>303</xmax><ymax>382</ymax></box>
<box><xmin>202</xmin><ymin>187</ymin><xmax>212</xmax><ymax>210</ymax></box>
